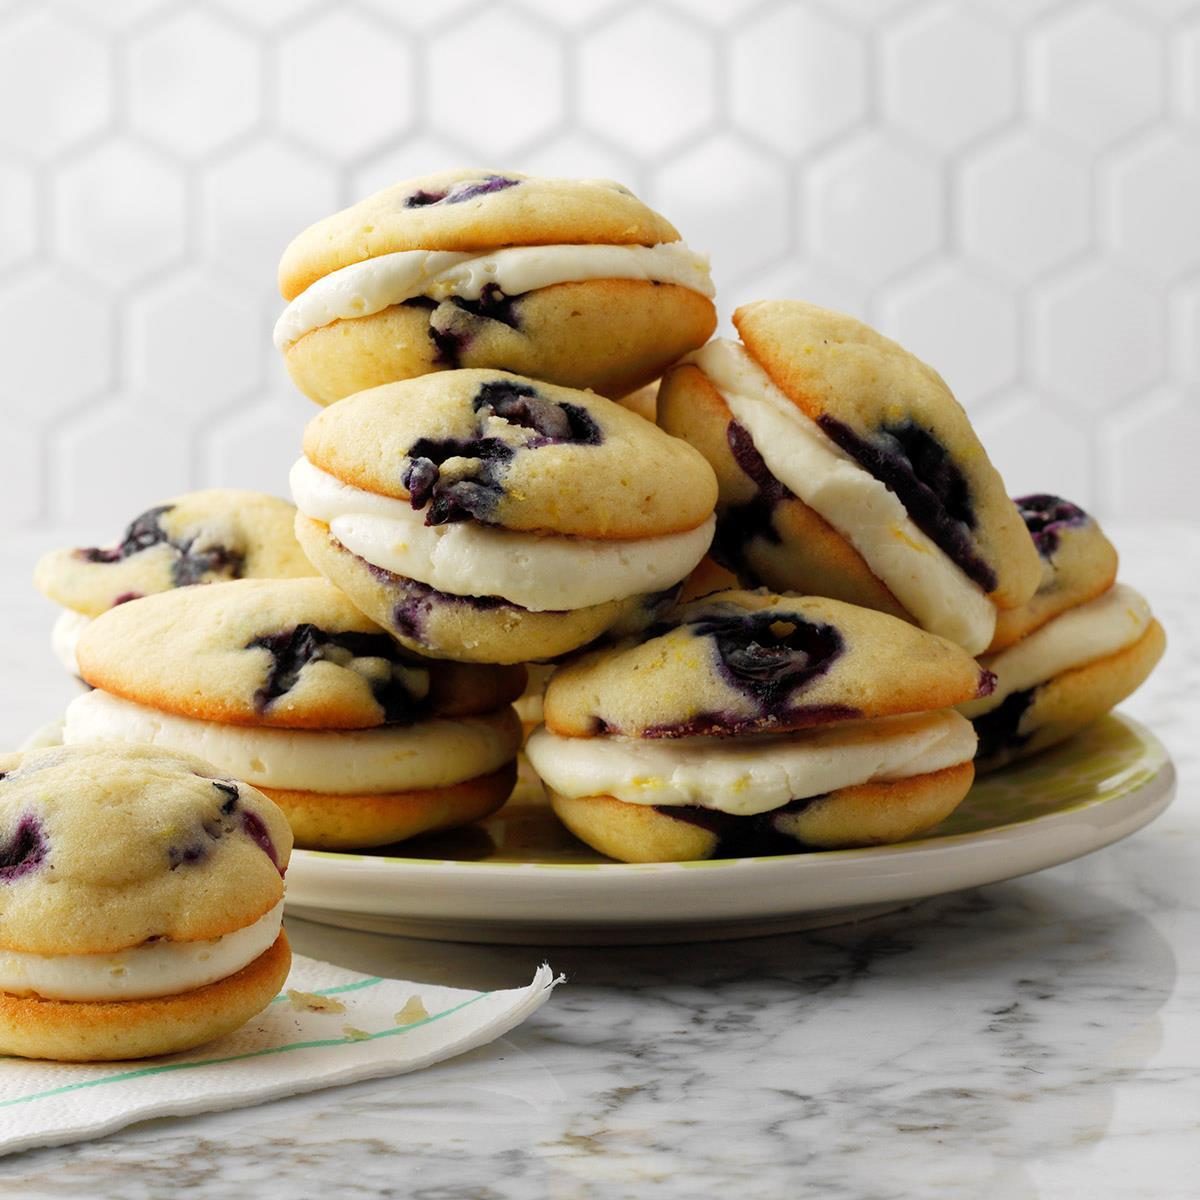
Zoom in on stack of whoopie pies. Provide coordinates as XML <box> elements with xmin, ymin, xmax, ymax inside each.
<box><xmin>34</xmin><ymin>169</ymin><xmax>1165</xmax><ymax>858</ymax></box>
<box><xmin>11</xmin><ymin>167</ymin><xmax>1167</xmax><ymax>1060</ymax></box>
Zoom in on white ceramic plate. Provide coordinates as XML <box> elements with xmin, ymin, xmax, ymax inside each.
<box><xmin>284</xmin><ymin>714</ymin><xmax>1175</xmax><ymax>945</ymax></box>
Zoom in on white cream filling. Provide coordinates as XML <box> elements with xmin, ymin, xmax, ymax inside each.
<box><xmin>274</xmin><ymin>241</ymin><xmax>715</xmax><ymax>349</ymax></box>
<box><xmin>962</xmin><ymin>584</ymin><xmax>1153</xmax><ymax>719</ymax></box>
<box><xmin>526</xmin><ymin>709</ymin><xmax>975</xmax><ymax>817</ymax></box>
<box><xmin>290</xmin><ymin>458</ymin><xmax>715</xmax><ymax>611</ymax></box>
<box><xmin>63</xmin><ymin>689</ymin><xmax>520</xmax><ymax>794</ymax></box>
<box><xmin>51</xmin><ymin>609</ymin><xmax>91</xmax><ymax>677</ymax></box>
<box><xmin>689</xmin><ymin>340</ymin><xmax>997</xmax><ymax>656</ymax></box>
<box><xmin>0</xmin><ymin>901</ymin><xmax>283</xmax><ymax>1002</ymax></box>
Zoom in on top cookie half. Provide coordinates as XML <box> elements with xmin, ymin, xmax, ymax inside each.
<box><xmin>0</xmin><ymin>744</ymin><xmax>292</xmax><ymax>954</ymax></box>
<box><xmin>75</xmin><ymin>577</ymin><xmax>524</xmax><ymax>729</ymax></box>
<box><xmin>543</xmin><ymin>589</ymin><xmax>994</xmax><ymax>739</ymax></box>
<box><xmin>279</xmin><ymin>170</ymin><xmax>681</xmax><ymax>298</ymax></box>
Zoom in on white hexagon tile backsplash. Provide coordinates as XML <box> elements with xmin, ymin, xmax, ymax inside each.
<box><xmin>0</xmin><ymin>0</ymin><xmax>1197</xmax><ymax>534</ymax></box>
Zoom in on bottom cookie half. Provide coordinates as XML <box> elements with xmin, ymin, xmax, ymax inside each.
<box><xmin>548</xmin><ymin>763</ymin><xmax>975</xmax><ymax>864</ymax></box>
<box><xmin>283</xmin><ymin>279</ymin><xmax>716</xmax><ymax>406</ymax></box>
<box><xmin>974</xmin><ymin>619</ymin><xmax>1166</xmax><ymax>772</ymax></box>
<box><xmin>296</xmin><ymin>515</ymin><xmax>670</xmax><ymax>663</ymax></box>
<box><xmin>0</xmin><ymin>932</ymin><xmax>291</xmax><ymax>1062</ymax></box>
<box><xmin>262</xmin><ymin>763</ymin><xmax>518</xmax><ymax>851</ymax></box>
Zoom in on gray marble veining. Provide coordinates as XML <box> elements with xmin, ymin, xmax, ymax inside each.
<box><xmin>0</xmin><ymin>525</ymin><xmax>1196</xmax><ymax>1199</ymax></box>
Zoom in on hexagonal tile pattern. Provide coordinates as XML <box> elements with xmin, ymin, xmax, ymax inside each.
<box><xmin>721</xmin><ymin>260</ymin><xmax>870</xmax><ymax>335</ymax></box>
<box><xmin>1030</xmin><ymin>5</ymin><xmax>1163</xmax><ymax>148</ymax></box>
<box><xmin>1136</xmin><ymin>0</ymin><xmax>1200</xmax><ymax>20</ymax></box>
<box><xmin>429</xmin><ymin>9</ymin><xmax>564</xmax><ymax>157</ymax></box>
<box><xmin>650</xmin><ymin>136</ymin><xmax>792</xmax><ymax>286</ymax></box>
<box><xmin>128</xmin><ymin>11</ymin><xmax>259</xmax><ymax>157</ymax></box>
<box><xmin>516</xmin><ymin>132</ymin><xmax>638</xmax><ymax>189</ymax></box>
<box><xmin>832</xmin><ymin>0</ymin><xmax>926</xmax><ymax>19</ymax></box>
<box><xmin>730</xmin><ymin>7</ymin><xmax>867</xmax><ymax>155</ymax></box>
<box><xmin>970</xmin><ymin>0</ymin><xmax>1067</xmax><ymax>21</ymax></box>
<box><xmin>207</xmin><ymin>0</ymin><xmax>321</xmax><ymax>27</ymax></box>
<box><xmin>1104</xmin><ymin>388</ymin><xmax>1200</xmax><ymax>518</ymax></box>
<box><xmin>55</xmin><ymin>0</ymin><xmax>171</xmax><ymax>26</ymax></box>
<box><xmin>659</xmin><ymin>0</ymin><xmax>767</xmax><ymax>23</ymax></box>
<box><xmin>1179</xmin><ymin>22</ymin><xmax>1200</xmax><ymax>117</ymax></box>
<box><xmin>202</xmin><ymin>140</ymin><xmax>339</xmax><ymax>291</ymax></box>
<box><xmin>1108</xmin><ymin>133</ymin><xmax>1200</xmax><ymax>281</ymax></box>
<box><xmin>128</xmin><ymin>274</ymin><xmax>261</xmax><ymax>417</ymax></box>
<box><xmin>973</xmin><ymin>392</ymin><xmax>1091</xmax><ymax>505</ymax></box>
<box><xmin>805</xmin><ymin>134</ymin><xmax>943</xmax><ymax>286</ymax></box>
<box><xmin>349</xmin><ymin>134</ymin><xmax>474</xmax><ymax>201</ymax></box>
<box><xmin>0</xmin><ymin>161</ymin><xmax>37</xmax><ymax>272</ymax></box>
<box><xmin>0</xmin><ymin>12</ymin><xmax>111</xmax><ymax>156</ymax></box>
<box><xmin>0</xmin><ymin>0</ymin><xmax>1196</xmax><ymax>532</ymax></box>
<box><xmin>961</xmin><ymin>134</ymin><xmax>1090</xmax><ymax>280</ymax></box>
<box><xmin>357</xmin><ymin>0</ymin><xmax>480</xmax><ymax>31</ymax></box>
<box><xmin>580</xmin><ymin>9</ymin><xmax>715</xmax><ymax>157</ymax></box>
<box><xmin>1033</xmin><ymin>263</ymin><xmax>1165</xmax><ymax>410</ymax></box>
<box><xmin>54</xmin><ymin>141</ymin><xmax>186</xmax><ymax>287</ymax></box>
<box><xmin>57</xmin><ymin>404</ymin><xmax>193</xmax><ymax>530</ymax></box>
<box><xmin>1172</xmin><ymin>280</ymin><xmax>1200</xmax><ymax>380</ymax></box>
<box><xmin>0</xmin><ymin>270</ymin><xmax>111</xmax><ymax>418</ymax></box>
<box><xmin>277</xmin><ymin>11</ymin><xmax>414</xmax><ymax>158</ymax></box>
<box><xmin>203</xmin><ymin>398</ymin><xmax>309</xmax><ymax>497</ymax></box>
<box><xmin>0</xmin><ymin>424</ymin><xmax>41</xmax><ymax>525</ymax></box>
<box><xmin>883</xmin><ymin>6</ymin><xmax>1016</xmax><ymax>151</ymax></box>
<box><xmin>514</xmin><ymin>0</ymin><xmax>632</xmax><ymax>28</ymax></box>
<box><xmin>880</xmin><ymin>265</ymin><xmax>1019</xmax><ymax>405</ymax></box>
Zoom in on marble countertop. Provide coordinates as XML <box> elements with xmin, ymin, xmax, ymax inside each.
<box><xmin>0</xmin><ymin>526</ymin><xmax>1196</xmax><ymax>1199</ymax></box>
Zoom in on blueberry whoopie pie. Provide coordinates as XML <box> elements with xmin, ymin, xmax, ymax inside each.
<box><xmin>274</xmin><ymin>169</ymin><xmax>716</xmax><ymax>405</ymax></box>
<box><xmin>290</xmin><ymin>369</ymin><xmax>718</xmax><ymax>664</ymax></box>
<box><xmin>658</xmin><ymin>301</ymin><xmax>1042</xmax><ymax>655</ymax></box>
<box><xmin>0</xmin><ymin>743</ymin><xmax>292</xmax><ymax>1061</ymax></box>
<box><xmin>33</xmin><ymin>489</ymin><xmax>318</xmax><ymax>679</ymax></box>
<box><xmin>63</xmin><ymin>578</ymin><xmax>525</xmax><ymax>851</ymax></box>
<box><xmin>525</xmin><ymin>589</ymin><xmax>992</xmax><ymax>863</ymax></box>
<box><xmin>987</xmin><ymin>493</ymin><xmax>1117</xmax><ymax>652</ymax></box>
<box><xmin>960</xmin><ymin>495</ymin><xmax>1164</xmax><ymax>771</ymax></box>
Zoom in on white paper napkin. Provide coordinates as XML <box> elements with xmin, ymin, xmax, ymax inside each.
<box><xmin>0</xmin><ymin>953</ymin><xmax>560</xmax><ymax>1157</ymax></box>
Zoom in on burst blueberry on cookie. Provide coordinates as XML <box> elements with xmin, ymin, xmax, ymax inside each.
<box><xmin>960</xmin><ymin>494</ymin><xmax>1165</xmax><ymax>770</ymax></box>
<box><xmin>290</xmin><ymin>369</ymin><xmax>719</xmax><ymax>664</ymax></box>
<box><xmin>0</xmin><ymin>743</ymin><xmax>292</xmax><ymax>1061</ymax></box>
<box><xmin>33</xmin><ymin>489</ymin><xmax>318</xmax><ymax>678</ymax></box>
<box><xmin>273</xmin><ymin>169</ymin><xmax>716</xmax><ymax>405</ymax></box>
<box><xmin>64</xmin><ymin>578</ymin><xmax>526</xmax><ymax>851</ymax></box>
<box><xmin>987</xmin><ymin>493</ymin><xmax>1117</xmax><ymax>652</ymax></box>
<box><xmin>657</xmin><ymin>301</ymin><xmax>1042</xmax><ymax>655</ymax></box>
<box><xmin>525</xmin><ymin>589</ymin><xmax>992</xmax><ymax>863</ymax></box>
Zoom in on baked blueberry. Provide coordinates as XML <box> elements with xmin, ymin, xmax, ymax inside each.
<box><xmin>1015</xmin><ymin>493</ymin><xmax>1091</xmax><ymax>559</ymax></box>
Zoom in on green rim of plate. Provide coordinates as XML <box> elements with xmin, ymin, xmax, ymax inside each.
<box><xmin>293</xmin><ymin>713</ymin><xmax>1169</xmax><ymax>872</ymax></box>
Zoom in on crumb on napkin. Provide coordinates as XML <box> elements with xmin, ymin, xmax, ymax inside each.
<box><xmin>285</xmin><ymin>989</ymin><xmax>347</xmax><ymax>1014</ymax></box>
<box><xmin>395</xmin><ymin>995</ymin><xmax>430</xmax><ymax>1024</ymax></box>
